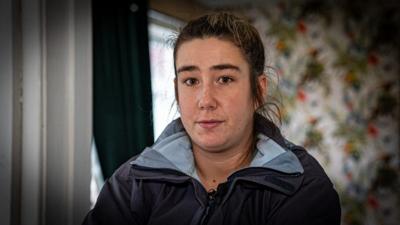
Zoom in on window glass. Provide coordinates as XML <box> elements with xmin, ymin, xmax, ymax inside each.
<box><xmin>148</xmin><ymin>18</ymin><xmax>182</xmax><ymax>139</ymax></box>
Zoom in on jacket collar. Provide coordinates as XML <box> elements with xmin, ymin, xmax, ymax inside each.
<box><xmin>130</xmin><ymin>114</ymin><xmax>304</xmax><ymax>195</ymax></box>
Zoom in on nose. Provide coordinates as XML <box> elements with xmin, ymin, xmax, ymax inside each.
<box><xmin>198</xmin><ymin>83</ymin><xmax>217</xmax><ymax>110</ymax></box>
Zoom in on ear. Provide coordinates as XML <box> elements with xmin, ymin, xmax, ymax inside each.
<box><xmin>254</xmin><ymin>74</ymin><xmax>268</xmax><ymax>110</ymax></box>
<box><xmin>174</xmin><ymin>78</ymin><xmax>179</xmax><ymax>105</ymax></box>
<box><xmin>258</xmin><ymin>74</ymin><xmax>268</xmax><ymax>98</ymax></box>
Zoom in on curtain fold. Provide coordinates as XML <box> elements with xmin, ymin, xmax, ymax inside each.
<box><xmin>93</xmin><ymin>0</ymin><xmax>153</xmax><ymax>179</ymax></box>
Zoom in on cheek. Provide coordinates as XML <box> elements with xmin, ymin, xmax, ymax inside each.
<box><xmin>223</xmin><ymin>86</ymin><xmax>254</xmax><ymax>109</ymax></box>
<box><xmin>177</xmin><ymin>88</ymin><xmax>196</xmax><ymax>116</ymax></box>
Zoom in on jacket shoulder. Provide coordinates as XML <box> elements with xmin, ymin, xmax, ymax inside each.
<box><xmin>289</xmin><ymin>144</ymin><xmax>332</xmax><ymax>181</ymax></box>
<box><xmin>268</xmin><ymin>144</ymin><xmax>341</xmax><ymax>225</ymax></box>
<box><xmin>82</xmin><ymin>155</ymin><xmax>146</xmax><ymax>225</ymax></box>
<box><xmin>113</xmin><ymin>155</ymin><xmax>139</xmax><ymax>179</ymax></box>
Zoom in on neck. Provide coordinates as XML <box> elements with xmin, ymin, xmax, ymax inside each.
<box><xmin>193</xmin><ymin>132</ymin><xmax>254</xmax><ymax>191</ymax></box>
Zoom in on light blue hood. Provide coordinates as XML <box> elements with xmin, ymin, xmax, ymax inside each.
<box><xmin>131</xmin><ymin>118</ymin><xmax>304</xmax><ymax>180</ymax></box>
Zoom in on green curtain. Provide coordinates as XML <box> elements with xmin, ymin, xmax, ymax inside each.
<box><xmin>93</xmin><ymin>0</ymin><xmax>154</xmax><ymax>179</ymax></box>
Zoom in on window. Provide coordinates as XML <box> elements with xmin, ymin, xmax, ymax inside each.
<box><xmin>148</xmin><ymin>11</ymin><xmax>184</xmax><ymax>139</ymax></box>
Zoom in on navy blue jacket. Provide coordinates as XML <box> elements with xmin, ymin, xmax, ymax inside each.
<box><xmin>83</xmin><ymin>115</ymin><xmax>341</xmax><ymax>225</ymax></box>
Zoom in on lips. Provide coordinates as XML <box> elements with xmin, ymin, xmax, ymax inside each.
<box><xmin>196</xmin><ymin>120</ymin><xmax>224</xmax><ymax>129</ymax></box>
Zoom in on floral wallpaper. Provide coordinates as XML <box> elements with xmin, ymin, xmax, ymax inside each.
<box><xmin>243</xmin><ymin>1</ymin><xmax>399</xmax><ymax>225</ymax></box>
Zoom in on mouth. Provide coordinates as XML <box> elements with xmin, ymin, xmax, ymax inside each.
<box><xmin>196</xmin><ymin>120</ymin><xmax>224</xmax><ymax>129</ymax></box>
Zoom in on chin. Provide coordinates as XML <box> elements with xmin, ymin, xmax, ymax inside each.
<box><xmin>194</xmin><ymin>139</ymin><xmax>229</xmax><ymax>152</ymax></box>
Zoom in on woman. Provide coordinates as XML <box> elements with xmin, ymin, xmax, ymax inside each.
<box><xmin>83</xmin><ymin>12</ymin><xmax>341</xmax><ymax>225</ymax></box>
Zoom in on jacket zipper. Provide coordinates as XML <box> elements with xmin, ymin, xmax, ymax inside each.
<box><xmin>199</xmin><ymin>189</ymin><xmax>217</xmax><ymax>225</ymax></box>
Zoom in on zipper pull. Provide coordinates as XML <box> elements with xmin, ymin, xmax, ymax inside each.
<box><xmin>207</xmin><ymin>189</ymin><xmax>217</xmax><ymax>201</ymax></box>
<box><xmin>200</xmin><ymin>189</ymin><xmax>217</xmax><ymax>225</ymax></box>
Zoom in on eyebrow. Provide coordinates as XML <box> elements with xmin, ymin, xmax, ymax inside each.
<box><xmin>210</xmin><ymin>64</ymin><xmax>241</xmax><ymax>72</ymax></box>
<box><xmin>176</xmin><ymin>65</ymin><xmax>199</xmax><ymax>74</ymax></box>
<box><xmin>176</xmin><ymin>63</ymin><xmax>241</xmax><ymax>74</ymax></box>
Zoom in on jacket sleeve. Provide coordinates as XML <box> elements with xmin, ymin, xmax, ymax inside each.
<box><xmin>300</xmin><ymin>176</ymin><xmax>341</xmax><ymax>225</ymax></box>
<box><xmin>268</xmin><ymin>176</ymin><xmax>341</xmax><ymax>225</ymax></box>
<box><xmin>82</xmin><ymin>164</ymin><xmax>147</xmax><ymax>225</ymax></box>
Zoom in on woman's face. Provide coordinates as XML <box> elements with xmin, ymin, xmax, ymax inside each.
<box><xmin>175</xmin><ymin>37</ymin><xmax>266</xmax><ymax>153</ymax></box>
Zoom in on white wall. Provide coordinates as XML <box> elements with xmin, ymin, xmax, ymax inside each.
<box><xmin>0</xmin><ymin>0</ymin><xmax>92</xmax><ymax>224</ymax></box>
<box><xmin>0</xmin><ymin>0</ymin><xmax>14</xmax><ymax>224</ymax></box>
<box><xmin>20</xmin><ymin>0</ymin><xmax>44</xmax><ymax>224</ymax></box>
<box><xmin>44</xmin><ymin>0</ymin><xmax>92</xmax><ymax>224</ymax></box>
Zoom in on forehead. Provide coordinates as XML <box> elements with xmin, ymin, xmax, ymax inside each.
<box><xmin>175</xmin><ymin>37</ymin><xmax>249</xmax><ymax>70</ymax></box>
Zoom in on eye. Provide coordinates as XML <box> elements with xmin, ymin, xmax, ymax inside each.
<box><xmin>183</xmin><ymin>78</ymin><xmax>199</xmax><ymax>86</ymax></box>
<box><xmin>217</xmin><ymin>76</ymin><xmax>234</xmax><ymax>84</ymax></box>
